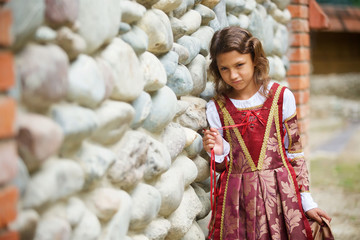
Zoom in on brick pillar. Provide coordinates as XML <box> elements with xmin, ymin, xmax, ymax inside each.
<box><xmin>0</xmin><ymin>1</ymin><xmax>19</xmax><ymax>239</ymax></box>
<box><xmin>287</xmin><ymin>0</ymin><xmax>311</xmax><ymax>155</ymax></box>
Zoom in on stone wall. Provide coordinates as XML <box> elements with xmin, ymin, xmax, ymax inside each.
<box><xmin>0</xmin><ymin>0</ymin><xmax>292</xmax><ymax>239</ymax></box>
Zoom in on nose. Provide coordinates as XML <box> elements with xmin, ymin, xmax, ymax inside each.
<box><xmin>229</xmin><ymin>69</ymin><xmax>238</xmax><ymax>80</ymax></box>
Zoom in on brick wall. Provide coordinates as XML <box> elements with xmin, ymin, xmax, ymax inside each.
<box><xmin>287</xmin><ymin>0</ymin><xmax>311</xmax><ymax>153</ymax></box>
<box><xmin>0</xmin><ymin>0</ymin><xmax>19</xmax><ymax>239</ymax></box>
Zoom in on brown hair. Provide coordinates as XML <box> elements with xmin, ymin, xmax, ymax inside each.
<box><xmin>209</xmin><ymin>26</ymin><xmax>270</xmax><ymax>101</ymax></box>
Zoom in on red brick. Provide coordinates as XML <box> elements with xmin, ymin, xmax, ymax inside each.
<box><xmin>0</xmin><ymin>97</ymin><xmax>16</xmax><ymax>138</ymax></box>
<box><xmin>309</xmin><ymin>0</ymin><xmax>330</xmax><ymax>30</ymax></box>
<box><xmin>0</xmin><ymin>140</ymin><xmax>18</xmax><ymax>185</ymax></box>
<box><xmin>343</xmin><ymin>18</ymin><xmax>360</xmax><ymax>32</ymax></box>
<box><xmin>0</xmin><ymin>186</ymin><xmax>18</xmax><ymax>228</ymax></box>
<box><xmin>288</xmin><ymin>47</ymin><xmax>310</xmax><ymax>61</ymax></box>
<box><xmin>296</xmin><ymin>104</ymin><xmax>309</xmax><ymax>120</ymax></box>
<box><xmin>288</xmin><ymin>5</ymin><xmax>309</xmax><ymax>19</ymax></box>
<box><xmin>0</xmin><ymin>231</ymin><xmax>19</xmax><ymax>240</ymax></box>
<box><xmin>287</xmin><ymin>76</ymin><xmax>310</xmax><ymax>90</ymax></box>
<box><xmin>287</xmin><ymin>62</ymin><xmax>310</xmax><ymax>76</ymax></box>
<box><xmin>293</xmin><ymin>90</ymin><xmax>310</xmax><ymax>105</ymax></box>
<box><xmin>0</xmin><ymin>8</ymin><xmax>13</xmax><ymax>47</ymax></box>
<box><xmin>0</xmin><ymin>51</ymin><xmax>15</xmax><ymax>91</ymax></box>
<box><xmin>291</xmin><ymin>0</ymin><xmax>309</xmax><ymax>4</ymax></box>
<box><xmin>289</xmin><ymin>33</ymin><xmax>310</xmax><ymax>47</ymax></box>
<box><xmin>290</xmin><ymin>19</ymin><xmax>310</xmax><ymax>33</ymax></box>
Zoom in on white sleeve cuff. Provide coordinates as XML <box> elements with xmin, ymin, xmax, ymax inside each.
<box><xmin>208</xmin><ymin>139</ymin><xmax>230</xmax><ymax>163</ymax></box>
<box><xmin>300</xmin><ymin>192</ymin><xmax>318</xmax><ymax>212</ymax></box>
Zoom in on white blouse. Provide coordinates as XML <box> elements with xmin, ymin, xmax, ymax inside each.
<box><xmin>206</xmin><ymin>82</ymin><xmax>318</xmax><ymax>212</ymax></box>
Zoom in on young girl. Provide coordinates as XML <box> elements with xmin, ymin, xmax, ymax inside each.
<box><xmin>202</xmin><ymin>26</ymin><xmax>332</xmax><ymax>240</ymax></box>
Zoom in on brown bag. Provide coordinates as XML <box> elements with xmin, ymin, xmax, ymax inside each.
<box><xmin>311</xmin><ymin>217</ymin><xmax>335</xmax><ymax>240</ymax></box>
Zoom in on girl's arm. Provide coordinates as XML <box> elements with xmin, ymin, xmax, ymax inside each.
<box><xmin>282</xmin><ymin>89</ymin><xmax>318</xmax><ymax>211</ymax></box>
<box><xmin>204</xmin><ymin>100</ymin><xmax>230</xmax><ymax>163</ymax></box>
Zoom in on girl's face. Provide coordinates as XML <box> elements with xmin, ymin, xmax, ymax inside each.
<box><xmin>216</xmin><ymin>50</ymin><xmax>257</xmax><ymax>99</ymax></box>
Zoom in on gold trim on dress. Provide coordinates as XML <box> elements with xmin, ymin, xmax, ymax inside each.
<box><xmin>236</xmin><ymin>104</ymin><xmax>264</xmax><ymax>111</ymax></box>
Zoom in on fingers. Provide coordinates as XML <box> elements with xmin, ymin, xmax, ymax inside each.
<box><xmin>202</xmin><ymin>128</ymin><xmax>219</xmax><ymax>153</ymax></box>
<box><xmin>318</xmin><ymin>209</ymin><xmax>332</xmax><ymax>223</ymax></box>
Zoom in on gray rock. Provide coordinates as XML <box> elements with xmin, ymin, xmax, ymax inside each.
<box><xmin>192</xmin><ymin>183</ymin><xmax>211</xmax><ymax>220</ymax></box>
<box><xmin>67</xmin><ymin>54</ymin><xmax>106</xmax><ymax>108</ymax></box>
<box><xmin>131</xmin><ymin>91</ymin><xmax>152</xmax><ymax>129</ymax></box>
<box><xmin>17</xmin><ymin>113</ymin><xmax>63</xmax><ymax>172</ymax></box>
<box><xmin>121</xmin><ymin>25</ymin><xmax>149</xmax><ymax>55</ymax></box>
<box><xmin>51</xmin><ymin>104</ymin><xmax>98</xmax><ymax>154</ymax></box>
<box><xmin>158</xmin><ymin>50</ymin><xmax>179</xmax><ymax>78</ymax></box>
<box><xmin>263</xmin><ymin>15</ymin><xmax>275</xmax><ymax>56</ymax></box>
<box><xmin>77</xmin><ymin>0</ymin><xmax>121</xmax><ymax>53</ymax></box>
<box><xmin>167</xmin><ymin>64</ymin><xmax>193</xmax><ymax>97</ymax></box>
<box><xmin>135</xmin><ymin>0</ymin><xmax>161</xmax><ymax>9</ymax></box>
<box><xmin>17</xmin><ymin>44</ymin><xmax>69</xmax><ymax>110</ymax></box>
<box><xmin>176</xmin><ymin>35</ymin><xmax>201</xmax><ymax>65</ymax></box>
<box><xmin>248</xmin><ymin>8</ymin><xmax>264</xmax><ymax>41</ymax></box>
<box><xmin>227</xmin><ymin>13</ymin><xmax>241</xmax><ymax>26</ymax></box>
<box><xmin>173</xmin><ymin>155</ymin><xmax>198</xmax><ymax>187</ymax></box>
<box><xmin>172</xmin><ymin>0</ymin><xmax>188</xmax><ymax>18</ymax></box>
<box><xmin>95</xmin><ymin>58</ymin><xmax>115</xmax><ymax>100</ymax></box>
<box><xmin>130</xmin><ymin>183</ymin><xmax>162</xmax><ymax>230</ymax></box>
<box><xmin>11</xmin><ymin>158</ymin><xmax>30</xmax><ymax>197</ymax></box>
<box><xmin>238</xmin><ymin>14</ymin><xmax>250</xmax><ymax>29</ymax></box>
<box><xmin>201</xmin><ymin>0</ymin><xmax>221</xmax><ymax>9</ymax></box>
<box><xmin>175</xmin><ymin>96</ymin><xmax>207</xmax><ymax>131</ymax></box>
<box><xmin>5</xmin><ymin>0</ymin><xmax>45</xmax><ymax>50</ymax></box>
<box><xmin>144</xmin><ymin>218</ymin><xmax>171</xmax><ymax>240</ymax></box>
<box><xmin>34</xmin><ymin>216</ymin><xmax>71</xmax><ymax>240</ymax></box>
<box><xmin>153</xmin><ymin>0</ymin><xmax>182</xmax><ymax>13</ymax></box>
<box><xmin>182</xmin><ymin>221</ymin><xmax>205</xmax><ymax>240</ymax></box>
<box><xmin>72</xmin><ymin>209</ymin><xmax>101</xmax><ymax>240</ymax></box>
<box><xmin>99</xmin><ymin>190</ymin><xmax>132</xmax><ymax>240</ymax></box>
<box><xmin>108</xmin><ymin>131</ymin><xmax>149</xmax><ymax>189</ymax></box>
<box><xmin>34</xmin><ymin>26</ymin><xmax>57</xmax><ymax>44</ymax></box>
<box><xmin>85</xmin><ymin>188</ymin><xmax>125</xmax><ymax>221</ymax></box>
<box><xmin>119</xmin><ymin>22</ymin><xmax>131</xmax><ymax>34</ymax></box>
<box><xmin>179</xmin><ymin>10</ymin><xmax>202</xmax><ymax>35</ymax></box>
<box><xmin>188</xmin><ymin>54</ymin><xmax>207</xmax><ymax>96</ymax></box>
<box><xmin>213</xmin><ymin>0</ymin><xmax>229</xmax><ymax>29</ymax></box>
<box><xmin>244</xmin><ymin>0</ymin><xmax>256</xmax><ymax>14</ymax></box>
<box><xmin>100</xmin><ymin>38</ymin><xmax>145</xmax><ymax>102</ymax></box>
<box><xmin>45</xmin><ymin>0</ymin><xmax>79</xmax><ymax>26</ymax></box>
<box><xmin>75</xmin><ymin>142</ymin><xmax>116</xmax><ymax>189</ymax></box>
<box><xmin>184</xmin><ymin>132</ymin><xmax>204</xmax><ymax>158</ymax></box>
<box><xmin>192</xmin><ymin>155</ymin><xmax>210</xmax><ymax>183</ymax></box>
<box><xmin>194</xmin><ymin>4</ymin><xmax>215</xmax><ymax>26</ymax></box>
<box><xmin>143</xmin><ymin>86</ymin><xmax>178</xmax><ymax>133</ymax></box>
<box><xmin>23</xmin><ymin>159</ymin><xmax>85</xmax><ymax>208</ymax></box>
<box><xmin>226</xmin><ymin>0</ymin><xmax>245</xmax><ymax>15</ymax></box>
<box><xmin>170</xmin><ymin>17</ymin><xmax>187</xmax><ymax>41</ymax></box>
<box><xmin>274</xmin><ymin>24</ymin><xmax>288</xmax><ymax>56</ymax></box>
<box><xmin>165</xmin><ymin>186</ymin><xmax>202</xmax><ymax>240</ymax></box>
<box><xmin>137</xmin><ymin>9</ymin><xmax>173</xmax><ymax>54</ymax></box>
<box><xmin>272</xmin><ymin>0</ymin><xmax>290</xmax><ymax>10</ymax></box>
<box><xmin>139</xmin><ymin>51</ymin><xmax>167</xmax><ymax>92</ymax></box>
<box><xmin>9</xmin><ymin>209</ymin><xmax>39</xmax><ymax>240</ymax></box>
<box><xmin>120</xmin><ymin>1</ymin><xmax>146</xmax><ymax>24</ymax></box>
<box><xmin>191</xmin><ymin>26</ymin><xmax>214</xmax><ymax>57</ymax></box>
<box><xmin>172</xmin><ymin>42</ymin><xmax>190</xmax><ymax>65</ymax></box>
<box><xmin>56</xmin><ymin>26</ymin><xmax>87</xmax><ymax>60</ymax></box>
<box><xmin>161</xmin><ymin>122</ymin><xmax>186</xmax><ymax>160</ymax></box>
<box><xmin>144</xmin><ymin>137</ymin><xmax>171</xmax><ymax>181</ymax></box>
<box><xmin>91</xmin><ymin>100</ymin><xmax>135</xmax><ymax>145</ymax></box>
<box><xmin>200</xmin><ymin>81</ymin><xmax>215</xmax><ymax>102</ymax></box>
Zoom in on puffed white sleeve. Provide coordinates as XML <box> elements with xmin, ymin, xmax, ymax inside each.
<box><xmin>206</xmin><ymin>100</ymin><xmax>230</xmax><ymax>163</ymax></box>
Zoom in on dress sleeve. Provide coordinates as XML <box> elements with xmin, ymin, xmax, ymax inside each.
<box><xmin>282</xmin><ymin>89</ymin><xmax>318</xmax><ymax>212</ymax></box>
<box><xmin>206</xmin><ymin>100</ymin><xmax>230</xmax><ymax>163</ymax></box>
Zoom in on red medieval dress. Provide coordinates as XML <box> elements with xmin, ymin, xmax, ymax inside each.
<box><xmin>207</xmin><ymin>83</ymin><xmax>317</xmax><ymax>240</ymax></box>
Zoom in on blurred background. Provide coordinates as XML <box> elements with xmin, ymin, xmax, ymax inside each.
<box><xmin>0</xmin><ymin>0</ymin><xmax>359</xmax><ymax>239</ymax></box>
<box><xmin>308</xmin><ymin>0</ymin><xmax>360</xmax><ymax>239</ymax></box>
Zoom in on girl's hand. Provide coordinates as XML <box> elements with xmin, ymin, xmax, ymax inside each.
<box><xmin>203</xmin><ymin>127</ymin><xmax>223</xmax><ymax>155</ymax></box>
<box><xmin>306</xmin><ymin>208</ymin><xmax>332</xmax><ymax>225</ymax></box>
